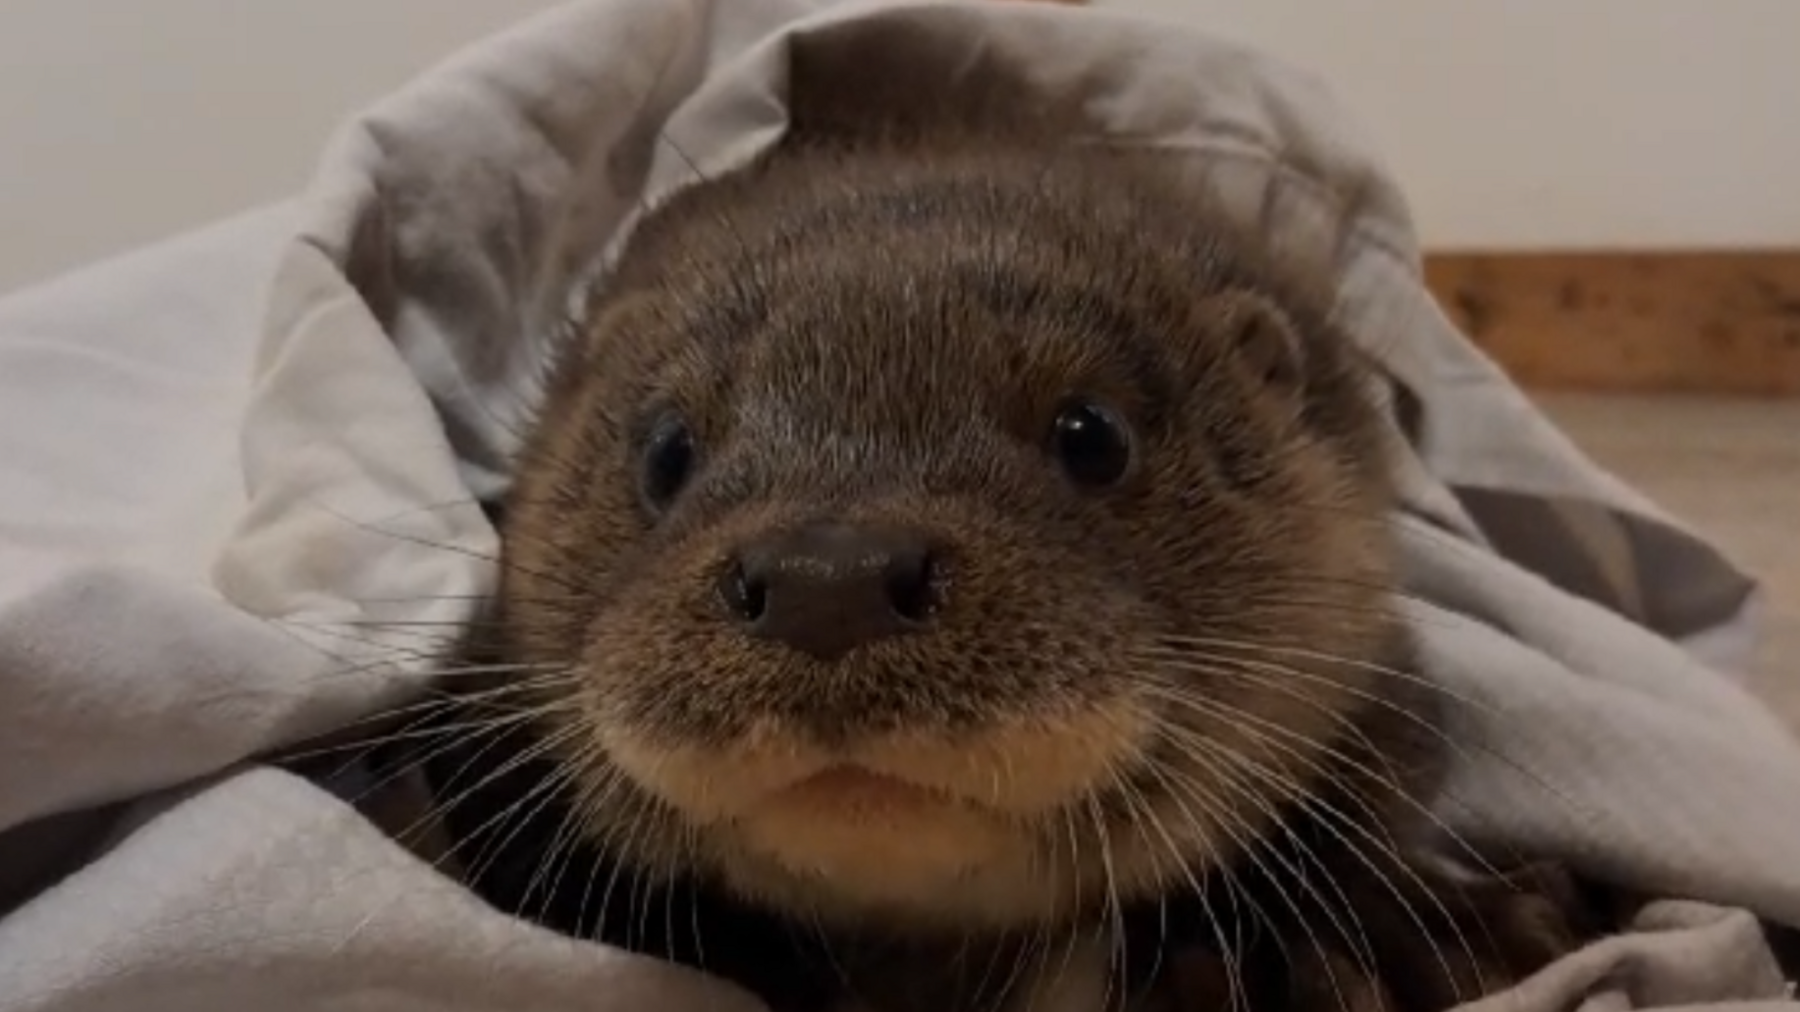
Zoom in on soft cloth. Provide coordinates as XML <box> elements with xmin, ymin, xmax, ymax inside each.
<box><xmin>0</xmin><ymin>1</ymin><xmax>1795</xmax><ymax>1010</ymax></box>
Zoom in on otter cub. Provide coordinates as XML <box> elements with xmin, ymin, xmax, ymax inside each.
<box><xmin>405</xmin><ymin>82</ymin><xmax>1590</xmax><ymax>1012</ymax></box>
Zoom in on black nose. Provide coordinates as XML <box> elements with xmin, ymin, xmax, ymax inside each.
<box><xmin>717</xmin><ymin>522</ymin><xmax>942</xmax><ymax>660</ymax></box>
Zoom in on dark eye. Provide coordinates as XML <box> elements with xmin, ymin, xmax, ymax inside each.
<box><xmin>1051</xmin><ymin>399</ymin><xmax>1134</xmax><ymax>488</ymax></box>
<box><xmin>640</xmin><ymin>415</ymin><xmax>696</xmax><ymax>511</ymax></box>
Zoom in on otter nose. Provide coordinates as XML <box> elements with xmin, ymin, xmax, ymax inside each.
<box><xmin>718</xmin><ymin>523</ymin><xmax>941</xmax><ymax>659</ymax></box>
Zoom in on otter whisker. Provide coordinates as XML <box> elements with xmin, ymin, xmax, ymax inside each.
<box><xmin>1099</xmin><ymin>762</ymin><xmax>1174</xmax><ymax>1002</ymax></box>
<box><xmin>660</xmin><ymin>831</ymin><xmax>681</xmax><ymax>984</ymax></box>
<box><xmin>311</xmin><ymin>618</ymin><xmax>533</xmax><ymax>634</ymax></box>
<box><xmin>318</xmin><ymin>493</ymin><xmax>495</xmax><ymax>532</ymax></box>
<box><xmin>1080</xmin><ymin>792</ymin><xmax>1128</xmax><ymax>1012</ymax></box>
<box><xmin>356</xmin><ymin>666</ymin><xmax>579</xmax><ymax>727</ymax></box>
<box><xmin>256</xmin><ymin>681</ymin><xmax>527</xmax><ymax>762</ymax></box>
<box><xmin>323</xmin><ymin>724</ymin><xmax>587</xmax><ymax>960</ymax></box>
<box><xmin>276</xmin><ymin>695</ymin><xmax>563</xmax><ymax>773</ymax></box>
<box><xmin>461</xmin><ymin>757</ymin><xmax>588</xmax><ymax>890</ymax></box>
<box><xmin>1145</xmin><ymin>691</ymin><xmax>1483</xmax><ymax>1002</ymax></box>
<box><xmin>1104</xmin><ymin>757</ymin><xmax>1243</xmax><ymax>1012</ymax></box>
<box><xmin>277</xmin><ymin>618</ymin><xmax>470</xmax><ymax>653</ymax></box>
<box><xmin>1023</xmin><ymin>927</ymin><xmax>1061</xmax><ymax>1012</ymax></box>
<box><xmin>1222</xmin><ymin>744</ymin><xmax>1484</xmax><ymax>1005</ymax></box>
<box><xmin>561</xmin><ymin>762</ymin><xmax>639</xmax><ymax>941</ymax></box>
<box><xmin>342</xmin><ymin>591</ymin><xmax>582</xmax><ymax>606</ymax></box>
<box><xmin>532</xmin><ymin>750</ymin><xmax>618</xmax><ymax>927</ymax></box>
<box><xmin>1222</xmin><ymin>588</ymin><xmax>1460</xmax><ymax>636</ymax></box>
<box><xmin>251</xmin><ymin>619</ymin><xmax>560</xmax><ymax>693</ymax></box>
<box><xmin>1143</xmin><ymin>745</ymin><xmax>1364</xmax><ymax>1012</ymax></box>
<box><xmin>368</xmin><ymin>668</ymin><xmax>581</xmax><ymax>715</ymax></box>
<box><xmin>1033</xmin><ymin>802</ymin><xmax>1092</xmax><ymax>1009</ymax></box>
<box><xmin>802</xmin><ymin>904</ymin><xmax>854</xmax><ymax>1000</ymax></box>
<box><xmin>288</xmin><ymin>681</ymin><xmax>575</xmax><ymax>775</ymax></box>
<box><xmin>1135</xmin><ymin>692</ymin><xmax>1384</xmax><ymax>974</ymax></box>
<box><xmin>1131</xmin><ymin>754</ymin><xmax>1269</xmax><ymax>1012</ymax></box>
<box><xmin>308</xmin><ymin>498</ymin><xmax>589</xmax><ymax>596</ymax></box>
<box><xmin>1160</xmin><ymin>771</ymin><xmax>1371</xmax><ymax>1012</ymax></box>
<box><xmin>1149</xmin><ymin>633</ymin><xmax>1486</xmax><ymax>713</ymax></box>
<box><xmin>1143</xmin><ymin>651</ymin><xmax>1415</xmax><ymax>807</ymax></box>
<box><xmin>680</xmin><ymin>820</ymin><xmax>708</xmax><ymax>974</ymax></box>
<box><xmin>408</xmin><ymin>721</ymin><xmax>589</xmax><ymax>870</ymax></box>
<box><xmin>1138</xmin><ymin>647</ymin><xmax>1586</xmax><ymax>861</ymax></box>
<box><xmin>309</xmin><ymin>666</ymin><xmax>578</xmax><ymax>728</ymax></box>
<box><xmin>655</xmin><ymin>128</ymin><xmax>761</xmax><ymax>273</ymax></box>
<box><xmin>980</xmin><ymin>935</ymin><xmax>1020</xmax><ymax>1012</ymax></box>
<box><xmin>311</xmin><ymin>700</ymin><xmax>576</xmax><ymax>827</ymax></box>
<box><xmin>576</xmin><ymin>771</ymin><xmax>659</xmax><ymax>949</ymax></box>
<box><xmin>398</xmin><ymin>716</ymin><xmax>583</xmax><ymax>858</ymax></box>
<box><xmin>265</xmin><ymin>615</ymin><xmax>458</xmax><ymax>667</ymax></box>
<box><xmin>1248</xmin><ymin>572</ymin><xmax>1446</xmax><ymax>617</ymax></box>
<box><xmin>629</xmin><ymin>756</ymin><xmax>676</xmax><ymax>952</ymax></box>
<box><xmin>964</xmin><ymin>831</ymin><xmax>1045</xmax><ymax>1010</ymax></box>
<box><xmin>519</xmin><ymin>780</ymin><xmax>587</xmax><ymax>922</ymax></box>
<box><xmin>412</xmin><ymin>661</ymin><xmax>580</xmax><ymax>681</ymax></box>
<box><xmin>494</xmin><ymin>752</ymin><xmax>626</xmax><ymax>919</ymax></box>
<box><xmin>1172</xmin><ymin>731</ymin><xmax>1469</xmax><ymax>999</ymax></box>
<box><xmin>1138</xmin><ymin>653</ymin><xmax>1441</xmax><ymax>822</ymax></box>
<box><xmin>580</xmin><ymin>788</ymin><xmax>654</xmax><ymax>948</ymax></box>
<box><xmin>302</xmin><ymin>658</ymin><xmax>570</xmax><ymax>685</ymax></box>
<box><xmin>1143</xmin><ymin>686</ymin><xmax>1439</xmax><ymax>897</ymax></box>
<box><xmin>1144</xmin><ymin>652</ymin><xmax>1489</xmax><ymax>829</ymax></box>
<box><xmin>1140</xmin><ymin>638</ymin><xmax>1582</xmax><ymax>822</ymax></box>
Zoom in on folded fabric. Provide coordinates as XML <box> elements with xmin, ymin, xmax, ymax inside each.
<box><xmin>1</xmin><ymin>1</ymin><xmax>1795</xmax><ymax>1010</ymax></box>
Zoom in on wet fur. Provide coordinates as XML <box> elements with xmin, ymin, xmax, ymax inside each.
<box><xmin>392</xmin><ymin>30</ymin><xmax>1595</xmax><ymax>1012</ymax></box>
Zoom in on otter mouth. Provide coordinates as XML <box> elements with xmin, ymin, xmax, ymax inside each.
<box><xmin>598</xmin><ymin>705</ymin><xmax>1163</xmax><ymax>924</ymax></box>
<box><xmin>727</xmin><ymin>758</ymin><xmax>1029</xmax><ymax>921</ymax></box>
<box><xmin>765</xmin><ymin>763</ymin><xmax>957</xmax><ymax>814</ymax></box>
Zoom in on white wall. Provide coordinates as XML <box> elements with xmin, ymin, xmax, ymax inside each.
<box><xmin>1120</xmin><ymin>1</ymin><xmax>1800</xmax><ymax>253</ymax></box>
<box><xmin>0</xmin><ymin>0</ymin><xmax>1795</xmax><ymax>294</ymax></box>
<box><xmin>0</xmin><ymin>0</ymin><xmax>554</xmax><ymax>295</ymax></box>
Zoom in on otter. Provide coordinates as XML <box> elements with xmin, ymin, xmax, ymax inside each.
<box><xmin>362</xmin><ymin>25</ymin><xmax>1598</xmax><ymax>1012</ymax></box>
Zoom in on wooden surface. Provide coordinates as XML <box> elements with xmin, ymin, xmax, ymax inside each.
<box><xmin>1424</xmin><ymin>251</ymin><xmax>1800</xmax><ymax>396</ymax></box>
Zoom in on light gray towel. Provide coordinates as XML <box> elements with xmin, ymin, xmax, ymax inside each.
<box><xmin>0</xmin><ymin>2</ymin><xmax>1794</xmax><ymax>1010</ymax></box>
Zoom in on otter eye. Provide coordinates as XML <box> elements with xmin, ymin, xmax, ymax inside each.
<box><xmin>1051</xmin><ymin>399</ymin><xmax>1133</xmax><ymax>488</ymax></box>
<box><xmin>640</xmin><ymin>415</ymin><xmax>696</xmax><ymax>511</ymax></box>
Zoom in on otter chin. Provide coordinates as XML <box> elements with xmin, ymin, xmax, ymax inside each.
<box><xmin>597</xmin><ymin>698</ymin><xmax>1164</xmax><ymax>927</ymax></box>
<box><xmin>734</xmin><ymin>764</ymin><xmax>1025</xmax><ymax>916</ymax></box>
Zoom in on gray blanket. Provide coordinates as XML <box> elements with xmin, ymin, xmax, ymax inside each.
<box><xmin>0</xmin><ymin>1</ymin><xmax>1796</xmax><ymax>1010</ymax></box>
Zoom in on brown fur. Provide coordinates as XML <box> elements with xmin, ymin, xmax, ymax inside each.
<box><xmin>504</xmin><ymin>129</ymin><xmax>1400</xmax><ymax>915</ymax></box>
<box><xmin>436</xmin><ymin>21</ymin><xmax>1593</xmax><ymax>1012</ymax></box>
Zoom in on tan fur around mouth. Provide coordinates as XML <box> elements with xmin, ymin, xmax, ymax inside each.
<box><xmin>593</xmin><ymin>701</ymin><xmax>1162</xmax><ymax>926</ymax></box>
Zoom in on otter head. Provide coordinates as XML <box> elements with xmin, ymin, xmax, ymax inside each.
<box><xmin>492</xmin><ymin>139</ymin><xmax>1405</xmax><ymax>934</ymax></box>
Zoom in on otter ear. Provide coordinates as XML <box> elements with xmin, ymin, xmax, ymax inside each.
<box><xmin>1219</xmin><ymin>292</ymin><xmax>1306</xmax><ymax>393</ymax></box>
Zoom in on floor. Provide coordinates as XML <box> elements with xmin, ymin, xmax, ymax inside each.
<box><xmin>1534</xmin><ymin>392</ymin><xmax>1799</xmax><ymax>725</ymax></box>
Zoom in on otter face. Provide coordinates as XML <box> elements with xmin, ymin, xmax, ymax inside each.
<box><xmin>494</xmin><ymin>145</ymin><xmax>1403</xmax><ymax>931</ymax></box>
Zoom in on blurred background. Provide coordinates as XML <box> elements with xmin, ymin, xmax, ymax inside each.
<box><xmin>1</xmin><ymin>0</ymin><xmax>1795</xmax><ymax>293</ymax></box>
